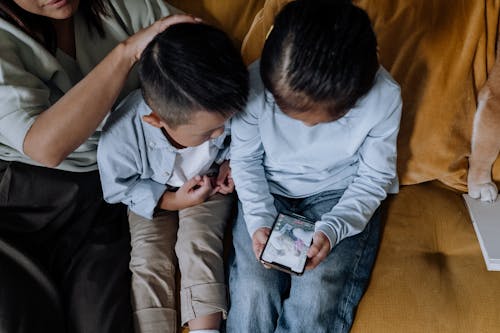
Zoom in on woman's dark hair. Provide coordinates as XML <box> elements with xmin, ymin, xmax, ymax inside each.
<box><xmin>138</xmin><ymin>23</ymin><xmax>249</xmax><ymax>128</ymax></box>
<box><xmin>261</xmin><ymin>0</ymin><xmax>379</xmax><ymax>118</ymax></box>
<box><xmin>0</xmin><ymin>0</ymin><xmax>110</xmax><ymax>53</ymax></box>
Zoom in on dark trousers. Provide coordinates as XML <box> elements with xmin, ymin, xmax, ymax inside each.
<box><xmin>0</xmin><ymin>161</ymin><xmax>133</xmax><ymax>333</ymax></box>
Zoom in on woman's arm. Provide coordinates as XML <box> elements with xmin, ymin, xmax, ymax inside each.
<box><xmin>23</xmin><ymin>14</ymin><xmax>198</xmax><ymax>167</ymax></box>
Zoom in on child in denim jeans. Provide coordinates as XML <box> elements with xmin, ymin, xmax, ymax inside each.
<box><xmin>227</xmin><ymin>1</ymin><xmax>402</xmax><ymax>332</ymax></box>
<box><xmin>97</xmin><ymin>23</ymin><xmax>248</xmax><ymax>333</ymax></box>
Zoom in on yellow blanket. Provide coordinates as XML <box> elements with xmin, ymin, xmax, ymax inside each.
<box><xmin>242</xmin><ymin>0</ymin><xmax>500</xmax><ymax>190</ymax></box>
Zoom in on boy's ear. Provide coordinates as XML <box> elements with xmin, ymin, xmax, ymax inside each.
<box><xmin>142</xmin><ymin>112</ymin><xmax>165</xmax><ymax>128</ymax></box>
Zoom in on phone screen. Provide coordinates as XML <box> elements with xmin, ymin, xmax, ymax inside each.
<box><xmin>260</xmin><ymin>212</ymin><xmax>315</xmax><ymax>275</ymax></box>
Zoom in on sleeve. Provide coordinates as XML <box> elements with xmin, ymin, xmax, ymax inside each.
<box><xmin>0</xmin><ymin>32</ymin><xmax>49</xmax><ymax>154</ymax></box>
<box><xmin>315</xmin><ymin>92</ymin><xmax>403</xmax><ymax>250</ymax></box>
<box><xmin>108</xmin><ymin>0</ymin><xmax>181</xmax><ymax>35</ymax></box>
<box><xmin>230</xmin><ymin>92</ymin><xmax>278</xmax><ymax>237</ymax></box>
<box><xmin>97</xmin><ymin>119</ymin><xmax>166</xmax><ymax>220</ymax></box>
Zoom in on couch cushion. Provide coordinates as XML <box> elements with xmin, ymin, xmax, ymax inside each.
<box><xmin>352</xmin><ymin>182</ymin><xmax>500</xmax><ymax>332</ymax></box>
<box><xmin>241</xmin><ymin>0</ymin><xmax>500</xmax><ymax>190</ymax></box>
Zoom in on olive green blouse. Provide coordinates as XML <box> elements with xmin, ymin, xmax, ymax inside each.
<box><xmin>0</xmin><ymin>0</ymin><xmax>179</xmax><ymax>171</ymax></box>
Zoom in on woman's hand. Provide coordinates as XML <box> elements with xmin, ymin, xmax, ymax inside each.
<box><xmin>123</xmin><ymin>14</ymin><xmax>200</xmax><ymax>65</ymax></box>
<box><xmin>24</xmin><ymin>14</ymin><xmax>200</xmax><ymax>167</ymax></box>
<box><xmin>305</xmin><ymin>231</ymin><xmax>331</xmax><ymax>270</ymax></box>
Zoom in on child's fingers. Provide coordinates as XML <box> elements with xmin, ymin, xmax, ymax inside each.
<box><xmin>217</xmin><ymin>187</ymin><xmax>230</xmax><ymax>195</ymax></box>
<box><xmin>202</xmin><ymin>175</ymin><xmax>215</xmax><ymax>188</ymax></box>
<box><xmin>262</xmin><ymin>262</ymin><xmax>272</xmax><ymax>270</ymax></box>
<box><xmin>227</xmin><ymin>178</ymin><xmax>235</xmax><ymax>193</ymax></box>
<box><xmin>217</xmin><ymin>176</ymin><xmax>235</xmax><ymax>194</ymax></box>
<box><xmin>307</xmin><ymin>242</ymin><xmax>320</xmax><ymax>258</ymax></box>
<box><xmin>216</xmin><ymin>172</ymin><xmax>226</xmax><ymax>186</ymax></box>
<box><xmin>210</xmin><ymin>186</ymin><xmax>221</xmax><ymax>196</ymax></box>
<box><xmin>187</xmin><ymin>176</ymin><xmax>213</xmax><ymax>202</ymax></box>
<box><xmin>184</xmin><ymin>175</ymin><xmax>202</xmax><ymax>190</ymax></box>
<box><xmin>253</xmin><ymin>243</ymin><xmax>265</xmax><ymax>260</ymax></box>
<box><xmin>217</xmin><ymin>179</ymin><xmax>233</xmax><ymax>194</ymax></box>
<box><xmin>305</xmin><ymin>233</ymin><xmax>330</xmax><ymax>270</ymax></box>
<box><xmin>305</xmin><ymin>243</ymin><xmax>321</xmax><ymax>270</ymax></box>
<box><xmin>305</xmin><ymin>243</ymin><xmax>329</xmax><ymax>270</ymax></box>
<box><xmin>252</xmin><ymin>228</ymin><xmax>270</xmax><ymax>259</ymax></box>
<box><xmin>196</xmin><ymin>176</ymin><xmax>213</xmax><ymax>193</ymax></box>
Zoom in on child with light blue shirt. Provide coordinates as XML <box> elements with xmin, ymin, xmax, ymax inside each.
<box><xmin>226</xmin><ymin>1</ymin><xmax>402</xmax><ymax>332</ymax></box>
<box><xmin>97</xmin><ymin>23</ymin><xmax>248</xmax><ymax>333</ymax></box>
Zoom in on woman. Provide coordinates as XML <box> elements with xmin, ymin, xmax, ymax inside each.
<box><xmin>0</xmin><ymin>1</ymin><xmax>197</xmax><ymax>332</ymax></box>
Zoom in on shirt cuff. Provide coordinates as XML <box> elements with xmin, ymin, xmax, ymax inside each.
<box><xmin>128</xmin><ymin>181</ymin><xmax>166</xmax><ymax>219</ymax></box>
<box><xmin>245</xmin><ymin>216</ymin><xmax>275</xmax><ymax>238</ymax></box>
<box><xmin>314</xmin><ymin>221</ymin><xmax>338</xmax><ymax>252</ymax></box>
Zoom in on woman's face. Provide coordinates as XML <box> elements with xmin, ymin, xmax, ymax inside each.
<box><xmin>13</xmin><ymin>0</ymin><xmax>80</xmax><ymax>19</ymax></box>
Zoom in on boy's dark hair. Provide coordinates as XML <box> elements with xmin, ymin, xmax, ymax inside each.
<box><xmin>138</xmin><ymin>23</ymin><xmax>249</xmax><ymax>128</ymax></box>
<box><xmin>261</xmin><ymin>0</ymin><xmax>378</xmax><ymax>118</ymax></box>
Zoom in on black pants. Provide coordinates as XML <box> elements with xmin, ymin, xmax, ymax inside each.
<box><xmin>0</xmin><ymin>161</ymin><xmax>133</xmax><ymax>333</ymax></box>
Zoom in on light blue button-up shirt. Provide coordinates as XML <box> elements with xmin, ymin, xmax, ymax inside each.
<box><xmin>97</xmin><ymin>90</ymin><xmax>230</xmax><ymax>219</ymax></box>
<box><xmin>230</xmin><ymin>62</ymin><xmax>402</xmax><ymax>249</ymax></box>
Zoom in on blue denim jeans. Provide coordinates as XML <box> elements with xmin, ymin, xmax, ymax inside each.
<box><xmin>226</xmin><ymin>190</ymin><xmax>381</xmax><ymax>333</ymax></box>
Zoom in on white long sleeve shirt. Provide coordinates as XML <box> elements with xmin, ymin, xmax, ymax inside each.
<box><xmin>230</xmin><ymin>62</ymin><xmax>402</xmax><ymax>249</ymax></box>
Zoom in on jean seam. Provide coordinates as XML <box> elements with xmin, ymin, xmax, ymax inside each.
<box><xmin>336</xmin><ymin>224</ymin><xmax>372</xmax><ymax>332</ymax></box>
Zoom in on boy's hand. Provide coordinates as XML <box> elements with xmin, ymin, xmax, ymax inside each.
<box><xmin>159</xmin><ymin>175</ymin><xmax>213</xmax><ymax>211</ymax></box>
<box><xmin>305</xmin><ymin>232</ymin><xmax>331</xmax><ymax>270</ymax></box>
<box><xmin>215</xmin><ymin>160</ymin><xmax>234</xmax><ymax>195</ymax></box>
<box><xmin>252</xmin><ymin>227</ymin><xmax>271</xmax><ymax>260</ymax></box>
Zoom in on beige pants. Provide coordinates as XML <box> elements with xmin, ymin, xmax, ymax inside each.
<box><xmin>128</xmin><ymin>193</ymin><xmax>233</xmax><ymax>333</ymax></box>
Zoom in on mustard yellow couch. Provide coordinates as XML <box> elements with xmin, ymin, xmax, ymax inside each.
<box><xmin>170</xmin><ymin>0</ymin><xmax>500</xmax><ymax>332</ymax></box>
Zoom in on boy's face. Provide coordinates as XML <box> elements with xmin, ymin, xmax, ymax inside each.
<box><xmin>143</xmin><ymin>111</ymin><xmax>228</xmax><ymax>148</ymax></box>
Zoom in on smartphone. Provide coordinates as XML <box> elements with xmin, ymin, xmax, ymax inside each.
<box><xmin>259</xmin><ymin>212</ymin><xmax>315</xmax><ymax>275</ymax></box>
